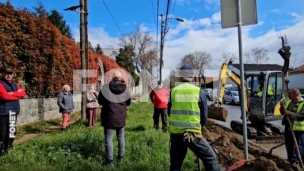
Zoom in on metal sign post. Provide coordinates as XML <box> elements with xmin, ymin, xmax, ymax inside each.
<box><xmin>220</xmin><ymin>0</ymin><xmax>258</xmax><ymax>160</ymax></box>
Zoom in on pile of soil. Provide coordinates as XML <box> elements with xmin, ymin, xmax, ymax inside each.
<box><xmin>203</xmin><ymin>120</ymin><xmax>299</xmax><ymax>171</ymax></box>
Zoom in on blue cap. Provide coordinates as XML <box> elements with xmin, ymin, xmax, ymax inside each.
<box><xmin>179</xmin><ymin>65</ymin><xmax>194</xmax><ymax>77</ymax></box>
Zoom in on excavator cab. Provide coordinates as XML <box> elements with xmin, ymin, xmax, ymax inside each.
<box><xmin>245</xmin><ymin>71</ymin><xmax>285</xmax><ymax>125</ymax></box>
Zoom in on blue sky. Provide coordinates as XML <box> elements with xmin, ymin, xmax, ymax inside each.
<box><xmin>2</xmin><ymin>0</ymin><xmax>304</xmax><ymax>78</ymax></box>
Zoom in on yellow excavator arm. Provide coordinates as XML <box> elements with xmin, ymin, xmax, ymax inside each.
<box><xmin>215</xmin><ymin>61</ymin><xmax>250</xmax><ymax>116</ymax></box>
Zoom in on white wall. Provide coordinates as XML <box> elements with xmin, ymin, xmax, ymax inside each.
<box><xmin>289</xmin><ymin>73</ymin><xmax>304</xmax><ymax>89</ymax></box>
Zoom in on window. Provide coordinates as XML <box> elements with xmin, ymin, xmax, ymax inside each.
<box><xmin>232</xmin><ymin>91</ymin><xmax>238</xmax><ymax>96</ymax></box>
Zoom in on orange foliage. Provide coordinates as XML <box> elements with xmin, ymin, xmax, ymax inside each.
<box><xmin>0</xmin><ymin>2</ymin><xmax>126</xmax><ymax>96</ymax></box>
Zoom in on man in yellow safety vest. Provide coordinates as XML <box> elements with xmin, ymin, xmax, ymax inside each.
<box><xmin>280</xmin><ymin>88</ymin><xmax>304</xmax><ymax>164</ymax></box>
<box><xmin>167</xmin><ymin>65</ymin><xmax>219</xmax><ymax>171</ymax></box>
<box><xmin>253</xmin><ymin>73</ymin><xmax>274</xmax><ymax>98</ymax></box>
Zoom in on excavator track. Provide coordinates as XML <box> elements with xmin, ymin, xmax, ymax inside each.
<box><xmin>255</xmin><ymin>135</ymin><xmax>284</xmax><ymax>143</ymax></box>
<box><xmin>230</xmin><ymin>120</ymin><xmax>257</xmax><ymax>138</ymax></box>
<box><xmin>230</xmin><ymin>120</ymin><xmax>285</xmax><ymax>143</ymax></box>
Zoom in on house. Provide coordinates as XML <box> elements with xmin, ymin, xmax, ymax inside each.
<box><xmin>101</xmin><ymin>48</ymin><xmax>119</xmax><ymax>61</ymax></box>
<box><xmin>289</xmin><ymin>64</ymin><xmax>304</xmax><ymax>89</ymax></box>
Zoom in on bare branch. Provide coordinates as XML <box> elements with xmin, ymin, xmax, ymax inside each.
<box><xmin>221</xmin><ymin>51</ymin><xmax>238</xmax><ymax>63</ymax></box>
<box><xmin>245</xmin><ymin>47</ymin><xmax>269</xmax><ymax>64</ymax></box>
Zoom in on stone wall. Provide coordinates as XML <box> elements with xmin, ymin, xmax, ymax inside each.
<box><xmin>17</xmin><ymin>94</ymin><xmax>81</xmax><ymax>126</ymax></box>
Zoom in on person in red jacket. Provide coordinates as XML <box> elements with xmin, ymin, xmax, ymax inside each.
<box><xmin>0</xmin><ymin>68</ymin><xmax>26</xmax><ymax>156</ymax></box>
<box><xmin>149</xmin><ymin>81</ymin><xmax>170</xmax><ymax>132</ymax></box>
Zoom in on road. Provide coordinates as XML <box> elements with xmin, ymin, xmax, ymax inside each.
<box><xmin>207</xmin><ymin>101</ymin><xmax>287</xmax><ymax>159</ymax></box>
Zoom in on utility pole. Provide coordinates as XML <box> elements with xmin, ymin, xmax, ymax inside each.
<box><xmin>64</xmin><ymin>0</ymin><xmax>88</xmax><ymax>121</ymax></box>
<box><xmin>80</xmin><ymin>0</ymin><xmax>88</xmax><ymax>120</ymax></box>
<box><xmin>159</xmin><ymin>14</ymin><xmax>164</xmax><ymax>82</ymax></box>
<box><xmin>158</xmin><ymin>14</ymin><xmax>183</xmax><ymax>82</ymax></box>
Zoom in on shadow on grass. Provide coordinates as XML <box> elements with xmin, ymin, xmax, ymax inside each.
<box><xmin>125</xmin><ymin>125</ymin><xmax>146</xmax><ymax>132</ymax></box>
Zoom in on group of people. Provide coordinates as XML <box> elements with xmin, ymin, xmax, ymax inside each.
<box><xmin>2</xmin><ymin>64</ymin><xmax>304</xmax><ymax>170</ymax></box>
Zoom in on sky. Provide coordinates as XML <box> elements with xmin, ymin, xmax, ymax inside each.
<box><xmin>2</xmin><ymin>0</ymin><xmax>304</xmax><ymax>79</ymax></box>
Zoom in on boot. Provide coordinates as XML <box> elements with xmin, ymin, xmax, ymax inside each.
<box><xmin>104</xmin><ymin>159</ymin><xmax>114</xmax><ymax>167</ymax></box>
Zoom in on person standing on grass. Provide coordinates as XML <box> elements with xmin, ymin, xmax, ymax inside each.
<box><xmin>149</xmin><ymin>80</ymin><xmax>170</xmax><ymax>132</ymax></box>
<box><xmin>0</xmin><ymin>68</ymin><xmax>26</xmax><ymax>156</ymax></box>
<box><xmin>167</xmin><ymin>65</ymin><xmax>219</xmax><ymax>171</ymax></box>
<box><xmin>98</xmin><ymin>70</ymin><xmax>131</xmax><ymax>166</ymax></box>
<box><xmin>57</xmin><ymin>84</ymin><xmax>74</xmax><ymax>131</ymax></box>
<box><xmin>86</xmin><ymin>84</ymin><xmax>99</xmax><ymax>126</ymax></box>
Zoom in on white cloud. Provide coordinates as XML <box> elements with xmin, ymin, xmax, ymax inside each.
<box><xmin>270</xmin><ymin>9</ymin><xmax>282</xmax><ymax>14</ymax></box>
<box><xmin>211</xmin><ymin>12</ymin><xmax>221</xmax><ymax>23</ymax></box>
<box><xmin>72</xmin><ymin>27</ymin><xmax>119</xmax><ymax>48</ymax></box>
<box><xmin>161</xmin><ymin>13</ymin><xmax>304</xmax><ymax>73</ymax></box>
<box><xmin>76</xmin><ymin>12</ymin><xmax>304</xmax><ymax>78</ymax></box>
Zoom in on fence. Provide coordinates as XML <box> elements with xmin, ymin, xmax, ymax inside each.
<box><xmin>17</xmin><ymin>94</ymin><xmax>81</xmax><ymax>126</ymax></box>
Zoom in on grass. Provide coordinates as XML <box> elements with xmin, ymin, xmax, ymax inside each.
<box><xmin>0</xmin><ymin>102</ymin><xmax>204</xmax><ymax>171</ymax></box>
<box><xmin>16</xmin><ymin>112</ymin><xmax>80</xmax><ymax>137</ymax></box>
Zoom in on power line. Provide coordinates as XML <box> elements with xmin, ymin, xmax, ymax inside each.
<box><xmin>167</xmin><ymin>0</ymin><xmax>176</xmax><ymax>31</ymax></box>
<box><xmin>150</xmin><ymin>0</ymin><xmax>157</xmax><ymax>30</ymax></box>
<box><xmin>101</xmin><ymin>0</ymin><xmax>123</xmax><ymax>34</ymax></box>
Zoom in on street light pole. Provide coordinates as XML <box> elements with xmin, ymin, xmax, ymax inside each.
<box><xmin>158</xmin><ymin>14</ymin><xmax>184</xmax><ymax>82</ymax></box>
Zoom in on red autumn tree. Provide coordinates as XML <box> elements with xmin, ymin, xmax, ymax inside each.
<box><xmin>0</xmin><ymin>2</ymin><xmax>127</xmax><ymax>96</ymax></box>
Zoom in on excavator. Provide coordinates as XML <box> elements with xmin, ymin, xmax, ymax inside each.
<box><xmin>213</xmin><ymin>59</ymin><xmax>285</xmax><ymax>143</ymax></box>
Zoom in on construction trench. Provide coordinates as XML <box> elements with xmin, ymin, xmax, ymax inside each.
<box><xmin>204</xmin><ymin>119</ymin><xmax>302</xmax><ymax>171</ymax></box>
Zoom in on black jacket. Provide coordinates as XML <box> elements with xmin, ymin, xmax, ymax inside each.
<box><xmin>98</xmin><ymin>80</ymin><xmax>131</xmax><ymax>128</ymax></box>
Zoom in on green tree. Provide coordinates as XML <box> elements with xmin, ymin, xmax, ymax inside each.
<box><xmin>48</xmin><ymin>10</ymin><xmax>73</xmax><ymax>38</ymax></box>
<box><xmin>116</xmin><ymin>45</ymin><xmax>139</xmax><ymax>86</ymax></box>
<box><xmin>95</xmin><ymin>44</ymin><xmax>103</xmax><ymax>54</ymax></box>
<box><xmin>32</xmin><ymin>1</ymin><xmax>73</xmax><ymax>38</ymax></box>
<box><xmin>32</xmin><ymin>0</ymin><xmax>48</xmax><ymax>17</ymax></box>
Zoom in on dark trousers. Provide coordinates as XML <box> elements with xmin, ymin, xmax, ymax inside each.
<box><xmin>295</xmin><ymin>131</ymin><xmax>304</xmax><ymax>163</ymax></box>
<box><xmin>153</xmin><ymin>108</ymin><xmax>167</xmax><ymax>130</ymax></box>
<box><xmin>0</xmin><ymin>115</ymin><xmax>17</xmax><ymax>156</ymax></box>
<box><xmin>285</xmin><ymin>130</ymin><xmax>297</xmax><ymax>163</ymax></box>
<box><xmin>284</xmin><ymin>130</ymin><xmax>304</xmax><ymax>164</ymax></box>
<box><xmin>169</xmin><ymin>134</ymin><xmax>218</xmax><ymax>171</ymax></box>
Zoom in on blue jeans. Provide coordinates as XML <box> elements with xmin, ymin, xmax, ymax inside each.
<box><xmin>169</xmin><ymin>134</ymin><xmax>219</xmax><ymax>171</ymax></box>
<box><xmin>104</xmin><ymin>127</ymin><xmax>125</xmax><ymax>161</ymax></box>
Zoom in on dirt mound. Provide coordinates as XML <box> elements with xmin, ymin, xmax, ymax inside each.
<box><xmin>210</xmin><ymin>135</ymin><xmax>254</xmax><ymax>167</ymax></box>
<box><xmin>234</xmin><ymin>156</ymin><xmax>282</xmax><ymax>171</ymax></box>
<box><xmin>203</xmin><ymin>120</ymin><xmax>298</xmax><ymax>171</ymax></box>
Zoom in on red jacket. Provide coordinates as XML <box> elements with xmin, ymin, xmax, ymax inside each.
<box><xmin>149</xmin><ymin>87</ymin><xmax>170</xmax><ymax>108</ymax></box>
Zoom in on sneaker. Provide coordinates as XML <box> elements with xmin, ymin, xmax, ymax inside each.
<box><xmin>154</xmin><ymin>125</ymin><xmax>159</xmax><ymax>130</ymax></box>
<box><xmin>61</xmin><ymin>128</ymin><xmax>67</xmax><ymax>131</ymax></box>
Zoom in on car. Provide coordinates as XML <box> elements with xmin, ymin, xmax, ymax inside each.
<box><xmin>223</xmin><ymin>90</ymin><xmax>239</xmax><ymax>104</ymax></box>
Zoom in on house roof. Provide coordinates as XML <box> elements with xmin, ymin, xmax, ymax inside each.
<box><xmin>291</xmin><ymin>64</ymin><xmax>304</xmax><ymax>73</ymax></box>
<box><xmin>230</xmin><ymin>64</ymin><xmax>290</xmax><ymax>71</ymax></box>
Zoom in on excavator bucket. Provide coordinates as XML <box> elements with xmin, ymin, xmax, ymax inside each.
<box><xmin>255</xmin><ymin>135</ymin><xmax>284</xmax><ymax>143</ymax></box>
<box><xmin>207</xmin><ymin>103</ymin><xmax>228</xmax><ymax>122</ymax></box>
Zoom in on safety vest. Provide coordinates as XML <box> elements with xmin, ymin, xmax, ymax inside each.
<box><xmin>286</xmin><ymin>100</ymin><xmax>304</xmax><ymax>131</ymax></box>
<box><xmin>256</xmin><ymin>85</ymin><xmax>274</xmax><ymax>98</ymax></box>
<box><xmin>169</xmin><ymin>83</ymin><xmax>201</xmax><ymax>134</ymax></box>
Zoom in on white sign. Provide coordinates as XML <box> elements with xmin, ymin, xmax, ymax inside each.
<box><xmin>220</xmin><ymin>0</ymin><xmax>258</xmax><ymax>29</ymax></box>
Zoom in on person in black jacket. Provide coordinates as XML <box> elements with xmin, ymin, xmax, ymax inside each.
<box><xmin>98</xmin><ymin>70</ymin><xmax>131</xmax><ymax>166</ymax></box>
